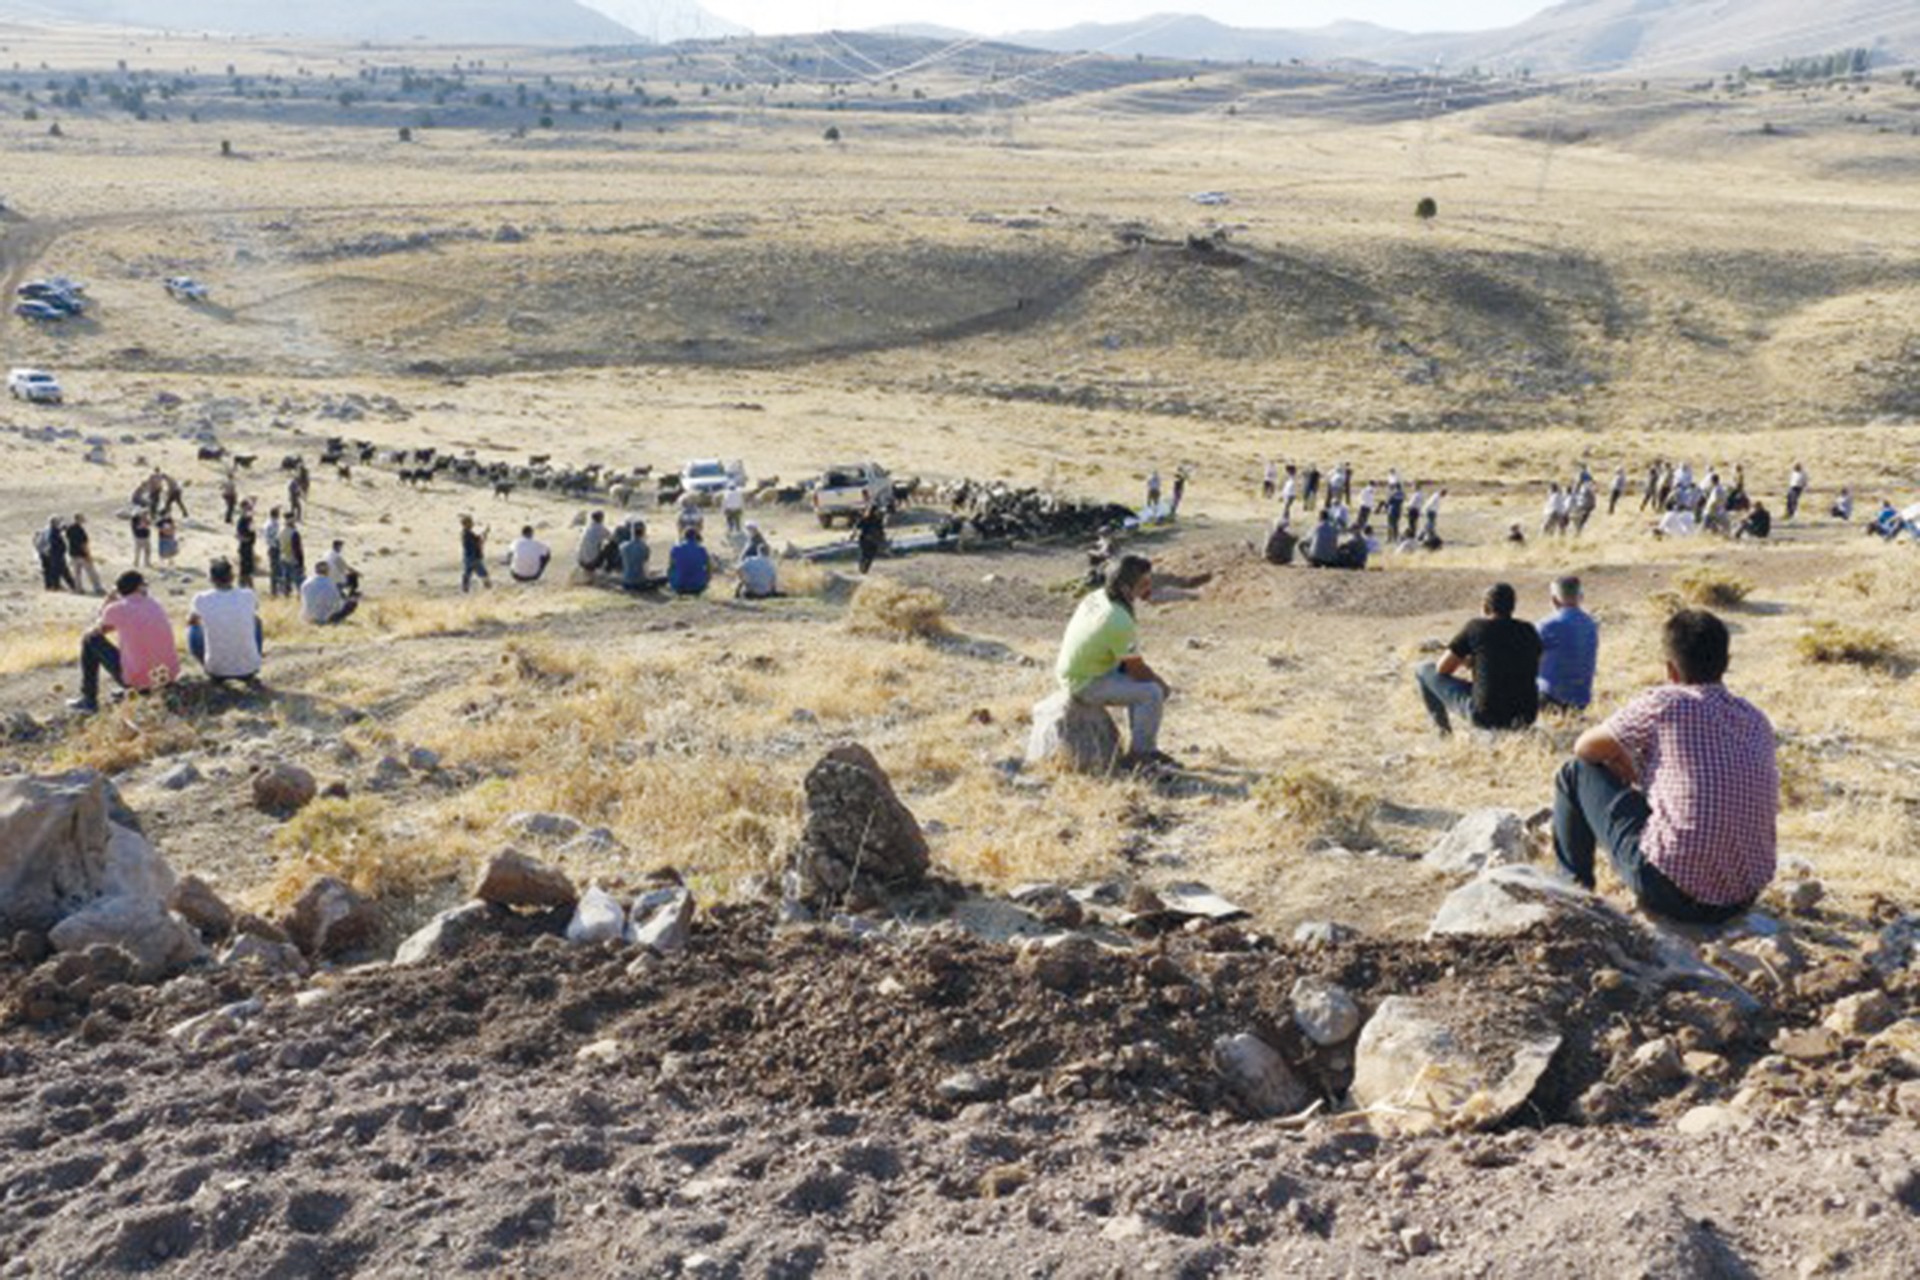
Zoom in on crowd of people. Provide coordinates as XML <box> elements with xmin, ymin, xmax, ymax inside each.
<box><xmin>1056</xmin><ymin>558</ymin><xmax>1780</xmax><ymax>927</ymax></box>
<box><xmin>1255</xmin><ymin>462</ymin><xmax>1448</xmax><ymax>568</ymax></box>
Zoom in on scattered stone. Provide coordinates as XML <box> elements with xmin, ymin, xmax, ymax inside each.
<box><xmin>1290</xmin><ymin>977</ymin><xmax>1361</xmax><ymax>1047</ymax></box>
<box><xmin>1024</xmin><ymin>691</ymin><xmax>1122</xmax><ymax>774</ymax></box>
<box><xmin>1772</xmin><ymin>1026</ymin><xmax>1842</xmax><ymax>1062</ymax></box>
<box><xmin>1423</xmin><ymin>808</ymin><xmax>1528</xmax><ymax>875</ymax></box>
<box><xmin>1629</xmin><ymin>1037</ymin><xmax>1684</xmax><ymax>1083</ymax></box>
<box><xmin>1824</xmin><ymin>991</ymin><xmax>1896</xmax><ymax>1039</ymax></box>
<box><xmin>565</xmin><ymin>886</ymin><xmax>626</xmax><ymax>945</ymax></box>
<box><xmin>1880</xmin><ymin>1166</ymin><xmax>1920</xmax><ymax>1211</ymax></box>
<box><xmin>367</xmin><ymin>756</ymin><xmax>410</xmax><ymax>792</ymax></box>
<box><xmin>1893</xmin><ymin>1080</ymin><xmax>1920</xmax><ymax>1120</ymax></box>
<box><xmin>1401</xmin><ymin>1227</ymin><xmax>1436</xmax><ymax>1258</ymax></box>
<box><xmin>281</xmin><ymin>876</ymin><xmax>380</xmax><ymax>960</ymax></box>
<box><xmin>1015</xmin><ymin>934</ymin><xmax>1102</xmax><ymax>992</ymax></box>
<box><xmin>1868</xmin><ymin>1020</ymin><xmax>1920</xmax><ymax>1073</ymax></box>
<box><xmin>576</xmin><ymin>1039</ymin><xmax>625</xmax><ymax>1067</ymax></box>
<box><xmin>627</xmin><ymin>887</ymin><xmax>694</xmax><ymax>954</ymax></box>
<box><xmin>219</xmin><ymin>934</ymin><xmax>307</xmax><ymax>974</ymax></box>
<box><xmin>1350</xmin><ymin>994</ymin><xmax>1562</xmax><ymax>1136</ymax></box>
<box><xmin>11</xmin><ymin>929</ymin><xmax>49</xmax><ymax>965</ymax></box>
<box><xmin>1009</xmin><ymin>883</ymin><xmax>1085</xmax><ymax>928</ymax></box>
<box><xmin>167</xmin><ymin>875</ymin><xmax>234</xmax><ymax>939</ymax></box>
<box><xmin>1676</xmin><ymin>1104</ymin><xmax>1751</xmax><ymax>1136</ymax></box>
<box><xmin>154</xmin><ymin>762</ymin><xmax>201</xmax><ymax>791</ymax></box>
<box><xmin>504</xmin><ymin>811</ymin><xmax>583</xmax><ymax>841</ymax></box>
<box><xmin>784</xmin><ymin>744</ymin><xmax>930</xmax><ymax>906</ymax></box>
<box><xmin>474</xmin><ymin>849</ymin><xmax>577</xmax><ymax>910</ymax></box>
<box><xmin>393</xmin><ymin>902</ymin><xmax>502</xmax><ymax>965</ymax></box>
<box><xmin>251</xmin><ymin>762</ymin><xmax>318</xmax><ymax>816</ymax></box>
<box><xmin>232</xmin><ymin>912</ymin><xmax>289</xmax><ymax>944</ymax></box>
<box><xmin>936</xmin><ymin>1070</ymin><xmax>1006</xmax><ymax>1104</ymax></box>
<box><xmin>1784</xmin><ymin>879</ymin><xmax>1825</xmax><ymax>916</ymax></box>
<box><xmin>1151</xmin><ymin>883</ymin><xmax>1249</xmax><ymax>923</ymax></box>
<box><xmin>556</xmin><ymin>828</ymin><xmax>624</xmax><ymax>858</ymax></box>
<box><xmin>1214</xmin><ymin>1032</ymin><xmax>1313</xmax><ymax>1118</ymax></box>
<box><xmin>48</xmin><ymin>896</ymin><xmax>203</xmax><ymax>981</ymax></box>
<box><xmin>406</xmin><ymin>746</ymin><xmax>441</xmax><ymax>771</ymax></box>
<box><xmin>1291</xmin><ymin>920</ymin><xmax>1356</xmax><ymax>949</ymax></box>
<box><xmin>1682</xmin><ymin>1050</ymin><xmax>1731</xmax><ymax>1082</ymax></box>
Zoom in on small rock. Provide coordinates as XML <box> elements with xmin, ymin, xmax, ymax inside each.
<box><xmin>474</xmin><ymin>849</ymin><xmax>577</xmax><ymax>910</ymax></box>
<box><xmin>1024</xmin><ymin>691</ymin><xmax>1122</xmax><ymax>774</ymax></box>
<box><xmin>168</xmin><ymin>875</ymin><xmax>234</xmax><ymax>939</ymax></box>
<box><xmin>1784</xmin><ymin>879</ymin><xmax>1824</xmax><ymax>916</ymax></box>
<box><xmin>1676</xmin><ymin>1104</ymin><xmax>1750</xmax><ymax>1136</ymax></box>
<box><xmin>406</xmin><ymin>746</ymin><xmax>441</xmax><ymax>771</ymax></box>
<box><xmin>1423</xmin><ymin>808</ymin><xmax>1528</xmax><ymax>874</ymax></box>
<box><xmin>251</xmin><ymin>762</ymin><xmax>317</xmax><ymax>816</ymax></box>
<box><xmin>11</xmin><ymin>929</ymin><xmax>50</xmax><ymax>965</ymax></box>
<box><xmin>1214</xmin><ymin>1032</ymin><xmax>1313</xmax><ymax>1118</ymax></box>
<box><xmin>155</xmin><ymin>762</ymin><xmax>201</xmax><ymax>791</ymax></box>
<box><xmin>1015</xmin><ymin>934</ymin><xmax>1101</xmax><ymax>992</ymax></box>
<box><xmin>505</xmin><ymin>811</ymin><xmax>583</xmax><ymax>841</ymax></box>
<box><xmin>366</xmin><ymin>756</ymin><xmax>410</xmax><ymax>791</ymax></box>
<box><xmin>1009</xmin><ymin>883</ymin><xmax>1084</xmax><ymax>928</ymax></box>
<box><xmin>1291</xmin><ymin>920</ymin><xmax>1355</xmax><ymax>949</ymax></box>
<box><xmin>48</xmin><ymin>896</ymin><xmax>203</xmax><ymax>981</ymax></box>
<box><xmin>218</xmin><ymin>934</ymin><xmax>307</xmax><ymax>974</ymax></box>
<box><xmin>1682</xmin><ymin>1050</ymin><xmax>1730</xmax><ymax>1082</ymax></box>
<box><xmin>1629</xmin><ymin>1037</ymin><xmax>1684</xmax><ymax>1083</ymax></box>
<box><xmin>232</xmin><ymin>912</ymin><xmax>289</xmax><ymax>944</ymax></box>
<box><xmin>393</xmin><ymin>902</ymin><xmax>500</xmax><ymax>965</ymax></box>
<box><xmin>576</xmin><ymin>1038</ymin><xmax>625</xmax><ymax>1067</ymax></box>
<box><xmin>281</xmin><ymin>876</ymin><xmax>379</xmax><ymax>960</ymax></box>
<box><xmin>1290</xmin><ymin>977</ymin><xmax>1361</xmax><ymax>1047</ymax></box>
<box><xmin>1772</xmin><ymin>1026</ymin><xmax>1842</xmax><ymax>1062</ymax></box>
<box><xmin>1893</xmin><ymin>1080</ymin><xmax>1920</xmax><ymax>1120</ymax></box>
<box><xmin>1401</xmin><ymin>1227</ymin><xmax>1436</xmax><ymax>1257</ymax></box>
<box><xmin>1824</xmin><ymin>991</ymin><xmax>1895</xmax><ymax>1039</ymax></box>
<box><xmin>626</xmin><ymin>887</ymin><xmax>694</xmax><ymax>954</ymax></box>
<box><xmin>936</xmin><ymin>1070</ymin><xmax>1005</xmax><ymax>1104</ymax></box>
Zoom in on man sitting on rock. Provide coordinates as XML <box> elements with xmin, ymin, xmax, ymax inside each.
<box><xmin>71</xmin><ymin>570</ymin><xmax>179</xmax><ymax>714</ymax></box>
<box><xmin>1415</xmin><ymin>582</ymin><xmax>1541</xmax><ymax>736</ymax></box>
<box><xmin>1550</xmin><ymin>608</ymin><xmax>1776</xmax><ymax>924</ymax></box>
<box><xmin>1054</xmin><ymin>553</ymin><xmax>1173</xmax><ymax>770</ymax></box>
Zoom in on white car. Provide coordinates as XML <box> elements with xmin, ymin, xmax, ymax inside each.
<box><xmin>7</xmin><ymin>368</ymin><xmax>62</xmax><ymax>404</ymax></box>
<box><xmin>810</xmin><ymin>461</ymin><xmax>894</xmax><ymax>528</ymax></box>
<box><xmin>680</xmin><ymin>457</ymin><xmax>746</xmax><ymax>499</ymax></box>
<box><xmin>164</xmin><ymin>276</ymin><xmax>209</xmax><ymax>301</ymax></box>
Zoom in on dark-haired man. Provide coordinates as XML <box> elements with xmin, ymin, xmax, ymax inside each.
<box><xmin>187</xmin><ymin>558</ymin><xmax>262</xmax><ymax>682</ymax></box>
<box><xmin>1055</xmin><ymin>554</ymin><xmax>1172</xmax><ymax>768</ymax></box>
<box><xmin>70</xmin><ymin>571</ymin><xmax>179</xmax><ymax>714</ymax></box>
<box><xmin>1550</xmin><ymin>608</ymin><xmax>1776</xmax><ymax>923</ymax></box>
<box><xmin>1415</xmin><ymin>582</ymin><xmax>1542</xmax><ymax>735</ymax></box>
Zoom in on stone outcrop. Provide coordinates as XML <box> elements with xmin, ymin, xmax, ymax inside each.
<box><xmin>784</xmin><ymin>744</ymin><xmax>930</xmax><ymax>906</ymax></box>
<box><xmin>1024</xmin><ymin>691</ymin><xmax>1122</xmax><ymax>774</ymax></box>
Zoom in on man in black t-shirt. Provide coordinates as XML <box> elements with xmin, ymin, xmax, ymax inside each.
<box><xmin>1415</xmin><ymin>582</ymin><xmax>1543</xmax><ymax>735</ymax></box>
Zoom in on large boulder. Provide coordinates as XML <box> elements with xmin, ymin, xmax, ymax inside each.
<box><xmin>785</xmin><ymin>744</ymin><xmax>929</xmax><ymax>906</ymax></box>
<box><xmin>0</xmin><ymin>772</ymin><xmax>175</xmax><ymax>934</ymax></box>
<box><xmin>1025</xmin><ymin>691</ymin><xmax>1122</xmax><ymax>774</ymax></box>
<box><xmin>1423</xmin><ymin>808</ymin><xmax>1529</xmax><ymax>875</ymax></box>
<box><xmin>1350</xmin><ymin>994</ymin><xmax>1563</xmax><ymax>1136</ymax></box>
<box><xmin>48</xmin><ymin>895</ymin><xmax>203</xmax><ymax>981</ymax></box>
<box><xmin>474</xmin><ymin>849</ymin><xmax>577</xmax><ymax>910</ymax></box>
<box><xmin>281</xmin><ymin>876</ymin><xmax>380</xmax><ymax>960</ymax></box>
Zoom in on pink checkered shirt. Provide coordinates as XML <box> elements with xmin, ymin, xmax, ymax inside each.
<box><xmin>1603</xmin><ymin>683</ymin><xmax>1778</xmax><ymax>906</ymax></box>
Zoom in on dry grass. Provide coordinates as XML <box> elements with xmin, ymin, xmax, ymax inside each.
<box><xmin>50</xmin><ymin>692</ymin><xmax>199</xmax><ymax>774</ymax></box>
<box><xmin>262</xmin><ymin>795</ymin><xmax>461</xmax><ymax>908</ymax></box>
<box><xmin>1796</xmin><ymin>621</ymin><xmax>1908</xmax><ymax>671</ymax></box>
<box><xmin>1672</xmin><ymin>566</ymin><xmax>1755</xmax><ymax>608</ymax></box>
<box><xmin>846</xmin><ymin>578</ymin><xmax>950</xmax><ymax>640</ymax></box>
<box><xmin>1254</xmin><ymin>766</ymin><xmax>1378</xmax><ymax>849</ymax></box>
<box><xmin>0</xmin><ymin>624</ymin><xmax>74</xmax><ymax>677</ymax></box>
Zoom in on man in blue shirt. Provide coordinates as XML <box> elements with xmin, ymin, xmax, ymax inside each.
<box><xmin>1537</xmin><ymin>575</ymin><xmax>1599</xmax><ymax>711</ymax></box>
<box><xmin>668</xmin><ymin>528</ymin><xmax>712</xmax><ymax>596</ymax></box>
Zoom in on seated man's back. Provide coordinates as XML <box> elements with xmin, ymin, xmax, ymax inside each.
<box><xmin>668</xmin><ymin>540</ymin><xmax>711</xmax><ymax>594</ymax></box>
<box><xmin>1453</xmin><ymin>614</ymin><xmax>1542</xmax><ymax>729</ymax></box>
<box><xmin>620</xmin><ymin>536</ymin><xmax>652</xmax><ymax>588</ymax></box>
<box><xmin>738</xmin><ymin>553</ymin><xmax>777</xmax><ymax>598</ymax></box>
<box><xmin>300</xmin><ymin>573</ymin><xmax>344</xmax><ymax>624</ymax></box>
<box><xmin>193</xmin><ymin>584</ymin><xmax>261</xmax><ymax>678</ymax></box>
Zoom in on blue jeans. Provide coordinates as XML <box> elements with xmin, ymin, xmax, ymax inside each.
<box><xmin>463</xmin><ymin>556</ymin><xmax>490</xmax><ymax>592</ymax></box>
<box><xmin>1551</xmin><ymin>759</ymin><xmax>1750</xmax><ymax>925</ymax></box>
<box><xmin>1077</xmin><ymin>671</ymin><xmax>1164</xmax><ymax>757</ymax></box>
<box><xmin>1415</xmin><ymin>662</ymin><xmax>1474</xmax><ymax>735</ymax></box>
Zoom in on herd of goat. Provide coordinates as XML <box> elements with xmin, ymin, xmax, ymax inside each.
<box><xmin>191</xmin><ymin>437</ymin><xmax>1140</xmax><ymax>545</ymax></box>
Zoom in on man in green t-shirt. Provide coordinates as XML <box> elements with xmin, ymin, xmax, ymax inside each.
<box><xmin>1055</xmin><ymin>554</ymin><xmax>1174</xmax><ymax>767</ymax></box>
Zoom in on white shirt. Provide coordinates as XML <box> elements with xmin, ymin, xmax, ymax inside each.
<box><xmin>1279</xmin><ymin>476</ymin><xmax>1296</xmax><ymax>499</ymax></box>
<box><xmin>191</xmin><ymin>587</ymin><xmax>260</xmax><ymax>678</ymax></box>
<box><xmin>1789</xmin><ymin>468</ymin><xmax>1807</xmax><ymax>490</ymax></box>
<box><xmin>1658</xmin><ymin>509</ymin><xmax>1697</xmax><ymax>538</ymax></box>
<box><xmin>721</xmin><ymin>487</ymin><xmax>745</xmax><ymax>513</ymax></box>
<box><xmin>509</xmin><ymin>536</ymin><xmax>550</xmax><ymax>579</ymax></box>
<box><xmin>300</xmin><ymin>574</ymin><xmax>344</xmax><ymax>624</ymax></box>
<box><xmin>1545</xmin><ymin>492</ymin><xmax>1568</xmax><ymax>517</ymax></box>
<box><xmin>738</xmin><ymin>554</ymin><xmax>777</xmax><ymax>597</ymax></box>
<box><xmin>1357</xmin><ymin>485</ymin><xmax>1376</xmax><ymax>510</ymax></box>
<box><xmin>1423</xmin><ymin>493</ymin><xmax>1443</xmax><ymax>515</ymax></box>
<box><xmin>1264</xmin><ymin>461</ymin><xmax>1278</xmax><ymax>482</ymax></box>
<box><xmin>324</xmin><ymin>549</ymin><xmax>349</xmax><ymax>579</ymax></box>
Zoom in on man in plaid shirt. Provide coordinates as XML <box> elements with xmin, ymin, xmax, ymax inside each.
<box><xmin>1551</xmin><ymin>608</ymin><xmax>1777</xmax><ymax>924</ymax></box>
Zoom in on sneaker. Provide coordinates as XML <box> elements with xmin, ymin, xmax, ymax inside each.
<box><xmin>66</xmin><ymin>697</ymin><xmax>98</xmax><ymax>714</ymax></box>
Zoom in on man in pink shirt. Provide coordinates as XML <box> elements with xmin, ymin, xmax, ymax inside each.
<box><xmin>71</xmin><ymin>571</ymin><xmax>180</xmax><ymax>714</ymax></box>
<box><xmin>1551</xmin><ymin>608</ymin><xmax>1777</xmax><ymax>924</ymax></box>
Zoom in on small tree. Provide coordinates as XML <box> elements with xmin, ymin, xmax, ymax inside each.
<box><xmin>47</xmin><ymin>121</ymin><xmax>61</xmax><ymax>137</ymax></box>
<box><xmin>220</xmin><ymin>138</ymin><xmax>232</xmax><ymax>156</ymax></box>
<box><xmin>1415</xmin><ymin>196</ymin><xmax>1438</xmax><ymax>221</ymax></box>
<box><xmin>397</xmin><ymin>125</ymin><xmax>412</xmax><ymax>142</ymax></box>
<box><xmin>823</xmin><ymin>124</ymin><xmax>841</xmax><ymax>143</ymax></box>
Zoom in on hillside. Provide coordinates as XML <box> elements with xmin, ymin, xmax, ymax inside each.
<box><xmin>0</xmin><ymin>0</ymin><xmax>646</xmax><ymax>44</ymax></box>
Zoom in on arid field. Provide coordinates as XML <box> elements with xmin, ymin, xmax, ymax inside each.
<box><xmin>1</xmin><ymin>21</ymin><xmax>1919</xmax><ymax>1278</ymax></box>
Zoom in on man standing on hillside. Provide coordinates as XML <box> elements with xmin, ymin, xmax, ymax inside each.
<box><xmin>1415</xmin><ymin>582</ymin><xmax>1542</xmax><ymax>736</ymax></box>
<box><xmin>1785</xmin><ymin>462</ymin><xmax>1808</xmax><ymax>521</ymax></box>
<box><xmin>1550</xmin><ymin>609</ymin><xmax>1776</xmax><ymax>923</ymax></box>
<box><xmin>1537</xmin><ymin>576</ymin><xmax>1599</xmax><ymax>712</ymax></box>
<box><xmin>1055</xmin><ymin>554</ymin><xmax>1173</xmax><ymax>771</ymax></box>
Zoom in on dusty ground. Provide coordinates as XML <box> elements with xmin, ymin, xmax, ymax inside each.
<box><xmin>2</xmin><ymin>20</ymin><xmax>1920</xmax><ymax>1278</ymax></box>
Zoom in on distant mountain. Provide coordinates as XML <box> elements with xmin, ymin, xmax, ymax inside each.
<box><xmin>998</xmin><ymin>1</ymin><xmax>1920</xmax><ymax>75</ymax></box>
<box><xmin>863</xmin><ymin>22</ymin><xmax>975</xmax><ymax>42</ymax></box>
<box><xmin>0</xmin><ymin>0</ymin><xmax>647</xmax><ymax>44</ymax></box>
<box><xmin>576</xmin><ymin>0</ymin><xmax>746</xmax><ymax>43</ymax></box>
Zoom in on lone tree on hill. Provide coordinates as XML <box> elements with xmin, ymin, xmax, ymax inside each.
<box><xmin>1415</xmin><ymin>196</ymin><xmax>1438</xmax><ymax>221</ymax></box>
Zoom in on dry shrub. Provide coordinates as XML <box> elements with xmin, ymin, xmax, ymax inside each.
<box><xmin>1254</xmin><ymin>765</ymin><xmax>1376</xmax><ymax>847</ymax></box>
<box><xmin>52</xmin><ymin>693</ymin><xmax>199</xmax><ymax>774</ymax></box>
<box><xmin>846</xmin><ymin>577</ymin><xmax>949</xmax><ymax>640</ymax></box>
<box><xmin>264</xmin><ymin>795</ymin><xmax>459</xmax><ymax>908</ymax></box>
<box><xmin>1672</xmin><ymin>566</ymin><xmax>1753</xmax><ymax>608</ymax></box>
<box><xmin>1796</xmin><ymin>621</ymin><xmax>1907</xmax><ymax>671</ymax></box>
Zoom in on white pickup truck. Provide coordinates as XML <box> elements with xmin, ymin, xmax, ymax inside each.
<box><xmin>7</xmin><ymin>368</ymin><xmax>62</xmax><ymax>404</ymax></box>
<box><xmin>810</xmin><ymin>461</ymin><xmax>894</xmax><ymax>528</ymax></box>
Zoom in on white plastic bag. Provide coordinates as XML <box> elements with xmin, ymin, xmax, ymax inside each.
<box><xmin>565</xmin><ymin>885</ymin><xmax>625</xmax><ymax>945</ymax></box>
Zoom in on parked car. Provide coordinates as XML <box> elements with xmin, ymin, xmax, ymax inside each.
<box><xmin>16</xmin><ymin>281</ymin><xmax>85</xmax><ymax>315</ymax></box>
<box><xmin>679</xmin><ymin>457</ymin><xmax>746</xmax><ymax>500</ymax></box>
<box><xmin>164</xmin><ymin>276</ymin><xmax>209</xmax><ymax>301</ymax></box>
<box><xmin>13</xmin><ymin>300</ymin><xmax>68</xmax><ymax>322</ymax></box>
<box><xmin>7</xmin><ymin>368</ymin><xmax>63</xmax><ymax>403</ymax></box>
<box><xmin>810</xmin><ymin>461</ymin><xmax>894</xmax><ymax>528</ymax></box>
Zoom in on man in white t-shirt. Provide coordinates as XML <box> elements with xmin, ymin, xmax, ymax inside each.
<box><xmin>509</xmin><ymin>525</ymin><xmax>552</xmax><ymax>583</ymax></box>
<box><xmin>721</xmin><ymin>483</ymin><xmax>746</xmax><ymax>536</ymax></box>
<box><xmin>300</xmin><ymin>561</ymin><xmax>358</xmax><ymax>625</ymax></box>
<box><xmin>186</xmin><ymin>558</ymin><xmax>262</xmax><ymax>681</ymax></box>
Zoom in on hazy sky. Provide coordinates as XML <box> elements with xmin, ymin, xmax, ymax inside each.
<box><xmin>706</xmin><ymin>1</ymin><xmax>1553</xmax><ymax>36</ymax></box>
